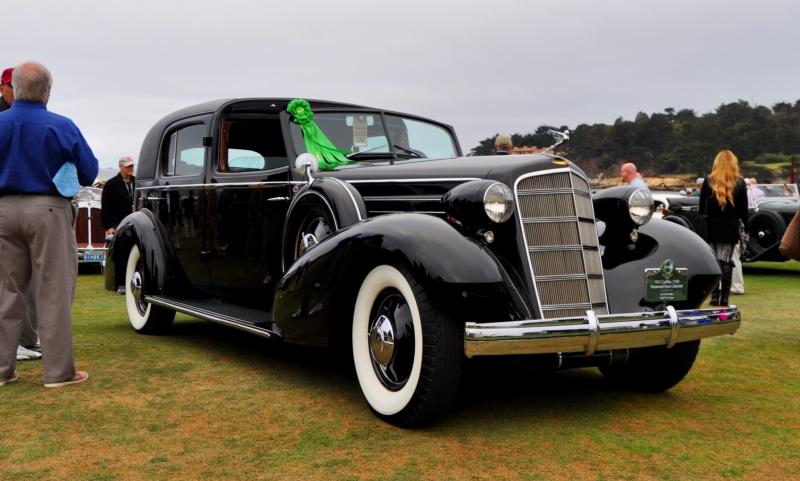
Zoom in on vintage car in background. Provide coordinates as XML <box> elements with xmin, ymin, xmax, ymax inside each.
<box><xmin>662</xmin><ymin>183</ymin><xmax>799</xmax><ymax>262</ymax></box>
<box><xmin>73</xmin><ymin>187</ymin><xmax>107</xmax><ymax>267</ymax></box>
<box><xmin>105</xmin><ymin>98</ymin><xmax>740</xmax><ymax>427</ymax></box>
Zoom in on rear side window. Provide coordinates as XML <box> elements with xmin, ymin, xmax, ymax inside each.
<box><xmin>218</xmin><ymin>118</ymin><xmax>288</xmax><ymax>173</ymax></box>
<box><xmin>163</xmin><ymin>124</ymin><xmax>206</xmax><ymax>176</ymax></box>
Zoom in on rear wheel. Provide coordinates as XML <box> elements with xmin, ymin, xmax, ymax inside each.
<box><xmin>747</xmin><ymin>210</ymin><xmax>786</xmax><ymax>257</ymax></box>
<box><xmin>599</xmin><ymin>340</ymin><xmax>700</xmax><ymax>392</ymax></box>
<box><xmin>352</xmin><ymin>265</ymin><xmax>462</xmax><ymax>427</ymax></box>
<box><xmin>125</xmin><ymin>245</ymin><xmax>175</xmax><ymax>334</ymax></box>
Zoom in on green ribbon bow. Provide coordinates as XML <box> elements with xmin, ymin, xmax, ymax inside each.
<box><xmin>287</xmin><ymin>98</ymin><xmax>350</xmax><ymax>170</ymax></box>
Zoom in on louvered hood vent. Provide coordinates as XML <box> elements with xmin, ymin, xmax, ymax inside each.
<box><xmin>514</xmin><ymin>169</ymin><xmax>609</xmax><ymax>319</ymax></box>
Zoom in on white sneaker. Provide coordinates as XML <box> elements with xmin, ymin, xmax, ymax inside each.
<box><xmin>16</xmin><ymin>345</ymin><xmax>42</xmax><ymax>361</ymax></box>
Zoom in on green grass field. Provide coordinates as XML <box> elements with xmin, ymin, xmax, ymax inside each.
<box><xmin>2</xmin><ymin>262</ymin><xmax>799</xmax><ymax>481</ymax></box>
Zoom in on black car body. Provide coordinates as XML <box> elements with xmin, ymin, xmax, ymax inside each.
<box><xmin>106</xmin><ymin>98</ymin><xmax>740</xmax><ymax>426</ymax></box>
<box><xmin>662</xmin><ymin>184</ymin><xmax>799</xmax><ymax>262</ymax></box>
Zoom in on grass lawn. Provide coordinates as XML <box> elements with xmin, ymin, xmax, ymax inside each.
<box><xmin>2</xmin><ymin>262</ymin><xmax>799</xmax><ymax>481</ymax></box>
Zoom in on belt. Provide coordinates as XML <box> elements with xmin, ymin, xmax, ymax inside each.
<box><xmin>0</xmin><ymin>191</ymin><xmax>61</xmax><ymax>197</ymax></box>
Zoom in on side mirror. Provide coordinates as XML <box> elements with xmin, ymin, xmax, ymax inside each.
<box><xmin>295</xmin><ymin>153</ymin><xmax>319</xmax><ymax>184</ymax></box>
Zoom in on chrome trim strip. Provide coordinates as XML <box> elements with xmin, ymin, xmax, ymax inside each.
<box><xmin>346</xmin><ymin>177</ymin><xmax>480</xmax><ymax>184</ymax></box>
<box><xmin>585</xmin><ymin>309</ymin><xmax>600</xmax><ymax>356</ymax></box>
<box><xmin>329</xmin><ymin>177</ymin><xmax>364</xmax><ymax>221</ymax></box>
<box><xmin>522</xmin><ymin>217</ymin><xmax>580</xmax><ymax>224</ymax></box>
<box><xmin>517</xmin><ymin>188</ymin><xmax>575</xmax><ymax>195</ymax></box>
<box><xmin>463</xmin><ymin>306</ymin><xmax>741</xmax><ymax>358</ymax></box>
<box><xmin>666</xmin><ymin>305</ymin><xmax>679</xmax><ymax>349</ymax></box>
<box><xmin>363</xmin><ymin>195</ymin><xmax>443</xmax><ymax>202</ymax></box>
<box><xmin>369</xmin><ymin>210</ymin><xmax>446</xmax><ymax>215</ymax></box>
<box><xmin>144</xmin><ymin>295</ymin><xmax>281</xmax><ymax>340</ymax></box>
<box><xmin>528</xmin><ymin>245</ymin><xmax>582</xmax><ymax>252</ymax></box>
<box><xmin>136</xmin><ymin>181</ymin><xmax>304</xmax><ymax>191</ymax></box>
<box><xmin>536</xmin><ymin>274</ymin><xmax>590</xmax><ymax>282</ymax></box>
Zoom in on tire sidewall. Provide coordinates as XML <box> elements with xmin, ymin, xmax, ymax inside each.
<box><xmin>352</xmin><ymin>265</ymin><xmax>423</xmax><ymax>416</ymax></box>
<box><xmin>125</xmin><ymin>244</ymin><xmax>152</xmax><ymax>331</ymax></box>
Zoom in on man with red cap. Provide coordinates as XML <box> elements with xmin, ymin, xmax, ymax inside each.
<box><xmin>0</xmin><ymin>66</ymin><xmax>41</xmax><ymax>361</ymax></box>
<box><xmin>0</xmin><ymin>67</ymin><xmax>13</xmax><ymax>111</ymax></box>
<box><xmin>0</xmin><ymin>61</ymin><xmax>98</xmax><ymax>388</ymax></box>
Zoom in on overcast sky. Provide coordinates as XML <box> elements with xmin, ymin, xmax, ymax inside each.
<box><xmin>7</xmin><ymin>0</ymin><xmax>800</xmax><ymax>168</ymax></box>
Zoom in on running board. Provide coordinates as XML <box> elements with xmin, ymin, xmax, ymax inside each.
<box><xmin>145</xmin><ymin>295</ymin><xmax>282</xmax><ymax>340</ymax></box>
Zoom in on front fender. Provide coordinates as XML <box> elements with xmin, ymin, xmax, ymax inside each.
<box><xmin>104</xmin><ymin>209</ymin><xmax>186</xmax><ymax>296</ymax></box>
<box><xmin>273</xmin><ymin>213</ymin><xmax>527</xmax><ymax>346</ymax></box>
<box><xmin>602</xmin><ymin>218</ymin><xmax>720</xmax><ymax>313</ymax></box>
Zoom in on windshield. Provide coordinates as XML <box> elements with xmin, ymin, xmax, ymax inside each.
<box><xmin>755</xmin><ymin>183</ymin><xmax>799</xmax><ymax>199</ymax></box>
<box><xmin>289</xmin><ymin>111</ymin><xmax>458</xmax><ymax>163</ymax></box>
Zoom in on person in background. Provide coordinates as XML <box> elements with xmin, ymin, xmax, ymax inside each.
<box><xmin>0</xmin><ymin>61</ymin><xmax>98</xmax><ymax>388</ymax></box>
<box><xmin>0</xmin><ymin>66</ymin><xmax>41</xmax><ymax>361</ymax></box>
<box><xmin>699</xmin><ymin>150</ymin><xmax>748</xmax><ymax>306</ymax></box>
<box><xmin>494</xmin><ymin>134</ymin><xmax>513</xmax><ymax>155</ymax></box>
<box><xmin>747</xmin><ymin>177</ymin><xmax>765</xmax><ymax>205</ymax></box>
<box><xmin>692</xmin><ymin>178</ymin><xmax>703</xmax><ymax>197</ymax></box>
<box><xmin>0</xmin><ymin>67</ymin><xmax>13</xmax><ymax>111</ymax></box>
<box><xmin>620</xmin><ymin>162</ymin><xmax>649</xmax><ymax>190</ymax></box>
<box><xmin>101</xmin><ymin>155</ymin><xmax>136</xmax><ymax>238</ymax></box>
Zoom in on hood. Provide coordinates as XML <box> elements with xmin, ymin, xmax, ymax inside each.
<box><xmin>319</xmin><ymin>153</ymin><xmax>587</xmax><ymax>188</ymax></box>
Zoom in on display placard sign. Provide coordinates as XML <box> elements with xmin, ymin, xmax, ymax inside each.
<box><xmin>644</xmin><ymin>259</ymin><xmax>688</xmax><ymax>302</ymax></box>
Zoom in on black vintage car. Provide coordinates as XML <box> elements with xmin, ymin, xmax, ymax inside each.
<box><xmin>106</xmin><ymin>98</ymin><xmax>740</xmax><ymax>427</ymax></box>
<box><xmin>662</xmin><ymin>184</ymin><xmax>799</xmax><ymax>262</ymax></box>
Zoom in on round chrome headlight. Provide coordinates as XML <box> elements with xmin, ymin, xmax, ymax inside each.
<box><xmin>628</xmin><ymin>189</ymin><xmax>654</xmax><ymax>226</ymax></box>
<box><xmin>483</xmin><ymin>182</ymin><xmax>514</xmax><ymax>223</ymax></box>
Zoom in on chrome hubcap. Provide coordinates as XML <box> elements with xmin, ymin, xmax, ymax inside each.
<box><xmin>367</xmin><ymin>289</ymin><xmax>415</xmax><ymax>391</ymax></box>
<box><xmin>130</xmin><ymin>271</ymin><xmax>143</xmax><ymax>301</ymax></box>
<box><xmin>369</xmin><ymin>315</ymin><xmax>395</xmax><ymax>366</ymax></box>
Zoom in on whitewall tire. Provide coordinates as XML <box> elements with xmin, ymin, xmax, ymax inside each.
<box><xmin>125</xmin><ymin>244</ymin><xmax>175</xmax><ymax>334</ymax></box>
<box><xmin>352</xmin><ymin>264</ymin><xmax>462</xmax><ymax>427</ymax></box>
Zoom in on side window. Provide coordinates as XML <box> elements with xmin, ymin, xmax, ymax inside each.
<box><xmin>218</xmin><ymin>118</ymin><xmax>288</xmax><ymax>173</ymax></box>
<box><xmin>163</xmin><ymin>124</ymin><xmax>206</xmax><ymax>176</ymax></box>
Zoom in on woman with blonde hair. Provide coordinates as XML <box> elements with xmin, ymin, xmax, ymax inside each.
<box><xmin>699</xmin><ymin>150</ymin><xmax>749</xmax><ymax>306</ymax></box>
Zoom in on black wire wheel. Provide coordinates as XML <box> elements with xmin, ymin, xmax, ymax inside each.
<box><xmin>352</xmin><ymin>265</ymin><xmax>462</xmax><ymax>427</ymax></box>
<box><xmin>747</xmin><ymin>210</ymin><xmax>787</xmax><ymax>256</ymax></box>
<box><xmin>124</xmin><ymin>244</ymin><xmax>175</xmax><ymax>334</ymax></box>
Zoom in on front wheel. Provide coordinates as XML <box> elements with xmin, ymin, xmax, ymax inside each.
<box><xmin>125</xmin><ymin>244</ymin><xmax>175</xmax><ymax>334</ymax></box>
<box><xmin>599</xmin><ymin>340</ymin><xmax>700</xmax><ymax>392</ymax></box>
<box><xmin>352</xmin><ymin>265</ymin><xmax>462</xmax><ymax>427</ymax></box>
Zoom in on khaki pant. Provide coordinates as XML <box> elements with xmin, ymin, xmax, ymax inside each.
<box><xmin>0</xmin><ymin>195</ymin><xmax>77</xmax><ymax>383</ymax></box>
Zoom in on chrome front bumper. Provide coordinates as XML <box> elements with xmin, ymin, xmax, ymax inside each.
<box><xmin>464</xmin><ymin>306</ymin><xmax>740</xmax><ymax>358</ymax></box>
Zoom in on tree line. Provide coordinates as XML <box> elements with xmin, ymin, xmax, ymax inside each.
<box><xmin>469</xmin><ymin>100</ymin><xmax>800</xmax><ymax>178</ymax></box>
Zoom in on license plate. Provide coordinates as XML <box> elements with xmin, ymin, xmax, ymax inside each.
<box><xmin>84</xmin><ymin>253</ymin><xmax>106</xmax><ymax>263</ymax></box>
<box><xmin>644</xmin><ymin>259</ymin><xmax>688</xmax><ymax>302</ymax></box>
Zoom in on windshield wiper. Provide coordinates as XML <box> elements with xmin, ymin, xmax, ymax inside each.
<box><xmin>347</xmin><ymin>145</ymin><xmax>388</xmax><ymax>159</ymax></box>
<box><xmin>393</xmin><ymin>144</ymin><xmax>425</xmax><ymax>158</ymax></box>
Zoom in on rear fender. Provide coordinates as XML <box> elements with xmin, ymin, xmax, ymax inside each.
<box><xmin>104</xmin><ymin>210</ymin><xmax>187</xmax><ymax>295</ymax></box>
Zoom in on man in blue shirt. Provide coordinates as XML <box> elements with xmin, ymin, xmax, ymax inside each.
<box><xmin>620</xmin><ymin>162</ymin><xmax>649</xmax><ymax>190</ymax></box>
<box><xmin>0</xmin><ymin>61</ymin><xmax>98</xmax><ymax>388</ymax></box>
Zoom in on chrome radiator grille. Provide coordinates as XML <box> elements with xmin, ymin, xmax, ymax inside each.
<box><xmin>515</xmin><ymin>170</ymin><xmax>608</xmax><ymax>319</ymax></box>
